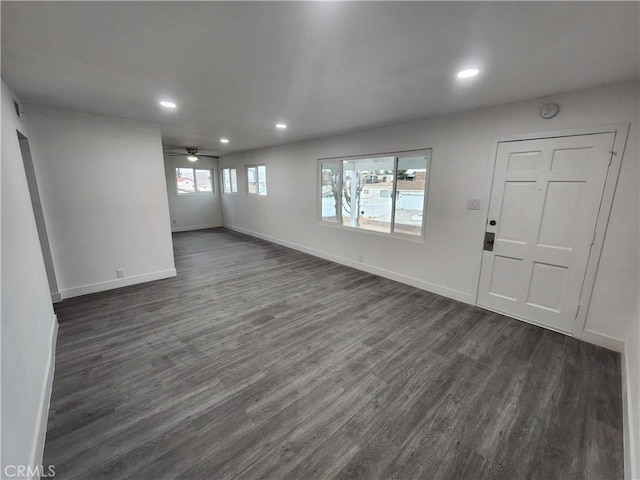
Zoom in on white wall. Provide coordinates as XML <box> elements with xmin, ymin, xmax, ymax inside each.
<box><xmin>1</xmin><ymin>81</ymin><xmax>57</xmax><ymax>476</ymax></box>
<box><xmin>164</xmin><ymin>154</ymin><xmax>222</xmax><ymax>232</ymax></box>
<box><xmin>220</xmin><ymin>81</ymin><xmax>639</xmax><ymax>346</ymax></box>
<box><xmin>24</xmin><ymin>105</ymin><xmax>176</xmax><ymax>299</ymax></box>
<box><xmin>623</xmin><ymin>155</ymin><xmax>640</xmax><ymax>478</ymax></box>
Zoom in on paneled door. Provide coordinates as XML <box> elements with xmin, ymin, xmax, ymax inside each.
<box><xmin>477</xmin><ymin>132</ymin><xmax>615</xmax><ymax>333</ymax></box>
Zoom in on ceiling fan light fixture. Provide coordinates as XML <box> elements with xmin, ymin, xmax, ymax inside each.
<box><xmin>187</xmin><ymin>155</ymin><xmax>198</xmax><ymax>162</ymax></box>
<box><xmin>220</xmin><ymin>138</ymin><xmax>229</xmax><ymax>144</ymax></box>
<box><xmin>276</xmin><ymin>123</ymin><xmax>287</xmax><ymax>129</ymax></box>
<box><xmin>159</xmin><ymin>100</ymin><xmax>177</xmax><ymax>109</ymax></box>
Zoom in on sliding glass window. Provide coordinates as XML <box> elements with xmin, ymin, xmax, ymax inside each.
<box><xmin>176</xmin><ymin>168</ymin><xmax>213</xmax><ymax>194</ymax></box>
<box><xmin>247</xmin><ymin>165</ymin><xmax>267</xmax><ymax>196</ymax></box>
<box><xmin>319</xmin><ymin>150</ymin><xmax>430</xmax><ymax>237</ymax></box>
<box><xmin>222</xmin><ymin>167</ymin><xmax>238</xmax><ymax>194</ymax></box>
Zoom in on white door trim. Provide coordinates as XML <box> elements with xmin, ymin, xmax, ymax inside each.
<box><xmin>475</xmin><ymin>123</ymin><xmax>631</xmax><ymax>342</ymax></box>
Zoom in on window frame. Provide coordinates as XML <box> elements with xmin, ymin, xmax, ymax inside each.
<box><xmin>175</xmin><ymin>167</ymin><xmax>214</xmax><ymax>195</ymax></box>
<box><xmin>317</xmin><ymin>149</ymin><xmax>431</xmax><ymax>240</ymax></box>
<box><xmin>221</xmin><ymin>167</ymin><xmax>238</xmax><ymax>194</ymax></box>
<box><xmin>246</xmin><ymin>164</ymin><xmax>267</xmax><ymax>196</ymax></box>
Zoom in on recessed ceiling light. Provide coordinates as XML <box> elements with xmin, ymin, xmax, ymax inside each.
<box><xmin>220</xmin><ymin>138</ymin><xmax>229</xmax><ymax>144</ymax></box>
<box><xmin>187</xmin><ymin>155</ymin><xmax>198</xmax><ymax>162</ymax></box>
<box><xmin>159</xmin><ymin>100</ymin><xmax>177</xmax><ymax>109</ymax></box>
<box><xmin>276</xmin><ymin>123</ymin><xmax>287</xmax><ymax>129</ymax></box>
<box><xmin>457</xmin><ymin>68</ymin><xmax>479</xmax><ymax>79</ymax></box>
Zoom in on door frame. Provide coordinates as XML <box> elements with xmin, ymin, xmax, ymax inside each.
<box><xmin>475</xmin><ymin>123</ymin><xmax>630</xmax><ymax>347</ymax></box>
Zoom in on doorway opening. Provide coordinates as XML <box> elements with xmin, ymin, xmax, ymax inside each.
<box><xmin>17</xmin><ymin>130</ymin><xmax>60</xmax><ymax>302</ymax></box>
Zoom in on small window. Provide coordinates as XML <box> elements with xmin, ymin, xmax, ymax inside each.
<box><xmin>247</xmin><ymin>164</ymin><xmax>267</xmax><ymax>196</ymax></box>
<box><xmin>222</xmin><ymin>167</ymin><xmax>238</xmax><ymax>194</ymax></box>
<box><xmin>321</xmin><ymin>162</ymin><xmax>340</xmax><ymax>222</ymax></box>
<box><xmin>195</xmin><ymin>169</ymin><xmax>213</xmax><ymax>192</ymax></box>
<box><xmin>176</xmin><ymin>168</ymin><xmax>213</xmax><ymax>194</ymax></box>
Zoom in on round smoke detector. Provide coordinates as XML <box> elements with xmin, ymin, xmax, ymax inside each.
<box><xmin>540</xmin><ymin>103</ymin><xmax>559</xmax><ymax>119</ymax></box>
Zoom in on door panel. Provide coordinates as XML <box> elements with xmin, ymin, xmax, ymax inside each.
<box><xmin>499</xmin><ymin>182</ymin><xmax>536</xmax><ymax>243</ymax></box>
<box><xmin>477</xmin><ymin>133</ymin><xmax>615</xmax><ymax>333</ymax></box>
<box><xmin>507</xmin><ymin>151</ymin><xmax>542</xmax><ymax>172</ymax></box>
<box><xmin>488</xmin><ymin>255</ymin><xmax>522</xmax><ymax>301</ymax></box>
<box><xmin>537</xmin><ymin>181</ymin><xmax>584</xmax><ymax>249</ymax></box>
<box><xmin>526</xmin><ymin>262</ymin><xmax>567</xmax><ymax>312</ymax></box>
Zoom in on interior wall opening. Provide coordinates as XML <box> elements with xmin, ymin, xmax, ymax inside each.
<box><xmin>17</xmin><ymin>130</ymin><xmax>60</xmax><ymax>302</ymax></box>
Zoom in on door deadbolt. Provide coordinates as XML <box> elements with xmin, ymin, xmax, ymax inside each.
<box><xmin>489</xmin><ymin>220</ymin><xmax>497</xmax><ymax>226</ymax></box>
<box><xmin>484</xmin><ymin>232</ymin><xmax>495</xmax><ymax>252</ymax></box>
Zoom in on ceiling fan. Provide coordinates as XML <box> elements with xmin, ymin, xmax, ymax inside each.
<box><xmin>165</xmin><ymin>147</ymin><xmax>219</xmax><ymax>162</ymax></box>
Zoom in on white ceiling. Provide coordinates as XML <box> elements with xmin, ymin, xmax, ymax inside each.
<box><xmin>2</xmin><ymin>2</ymin><xmax>638</xmax><ymax>156</ymax></box>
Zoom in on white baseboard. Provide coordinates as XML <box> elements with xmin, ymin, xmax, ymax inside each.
<box><xmin>172</xmin><ymin>223</ymin><xmax>221</xmax><ymax>233</ymax></box>
<box><xmin>622</xmin><ymin>343</ymin><xmax>638</xmax><ymax>480</ymax></box>
<box><xmin>50</xmin><ymin>292</ymin><xmax>62</xmax><ymax>303</ymax></box>
<box><xmin>223</xmin><ymin>224</ymin><xmax>474</xmax><ymax>304</ymax></box>
<box><xmin>60</xmin><ymin>269</ymin><xmax>177</xmax><ymax>300</ymax></box>
<box><xmin>29</xmin><ymin>314</ymin><xmax>58</xmax><ymax>474</ymax></box>
<box><xmin>578</xmin><ymin>328</ymin><xmax>625</xmax><ymax>352</ymax></box>
<box><xmin>622</xmin><ymin>346</ymin><xmax>631</xmax><ymax>479</ymax></box>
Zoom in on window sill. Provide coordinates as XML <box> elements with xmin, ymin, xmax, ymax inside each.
<box><xmin>317</xmin><ymin>220</ymin><xmax>425</xmax><ymax>243</ymax></box>
<box><xmin>177</xmin><ymin>192</ymin><xmax>215</xmax><ymax>196</ymax></box>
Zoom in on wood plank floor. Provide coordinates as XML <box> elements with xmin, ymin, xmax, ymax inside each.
<box><xmin>44</xmin><ymin>228</ymin><xmax>624</xmax><ymax>479</ymax></box>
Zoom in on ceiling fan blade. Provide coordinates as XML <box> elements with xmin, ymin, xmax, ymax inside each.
<box><xmin>199</xmin><ymin>154</ymin><xmax>220</xmax><ymax>159</ymax></box>
<box><xmin>166</xmin><ymin>153</ymin><xmax>187</xmax><ymax>156</ymax></box>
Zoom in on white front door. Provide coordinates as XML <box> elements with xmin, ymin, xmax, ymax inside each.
<box><xmin>477</xmin><ymin>132</ymin><xmax>615</xmax><ymax>333</ymax></box>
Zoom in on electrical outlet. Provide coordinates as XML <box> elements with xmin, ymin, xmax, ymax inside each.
<box><xmin>467</xmin><ymin>199</ymin><xmax>481</xmax><ymax>210</ymax></box>
<box><xmin>116</xmin><ymin>269</ymin><xmax>125</xmax><ymax>279</ymax></box>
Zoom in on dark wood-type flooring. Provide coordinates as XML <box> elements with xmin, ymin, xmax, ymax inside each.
<box><xmin>44</xmin><ymin>228</ymin><xmax>624</xmax><ymax>479</ymax></box>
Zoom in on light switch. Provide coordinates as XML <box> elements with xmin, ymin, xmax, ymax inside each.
<box><xmin>467</xmin><ymin>199</ymin><xmax>481</xmax><ymax>210</ymax></box>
